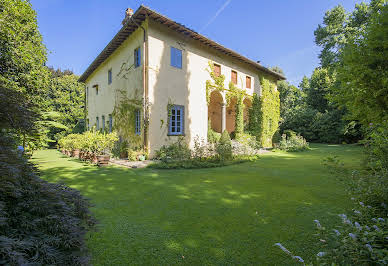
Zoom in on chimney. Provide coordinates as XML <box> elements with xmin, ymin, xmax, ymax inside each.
<box><xmin>122</xmin><ymin>8</ymin><xmax>134</xmax><ymax>25</ymax></box>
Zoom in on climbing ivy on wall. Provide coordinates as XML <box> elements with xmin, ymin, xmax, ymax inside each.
<box><xmin>206</xmin><ymin>61</ymin><xmax>251</xmax><ymax>136</ymax></box>
<box><xmin>205</xmin><ymin>61</ymin><xmax>225</xmax><ymax>104</ymax></box>
<box><xmin>248</xmin><ymin>77</ymin><xmax>280</xmax><ymax>148</ymax></box>
<box><xmin>112</xmin><ymin>89</ymin><xmax>143</xmax><ymax>149</ymax></box>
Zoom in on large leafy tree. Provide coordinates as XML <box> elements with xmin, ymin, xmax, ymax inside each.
<box><xmin>47</xmin><ymin>69</ymin><xmax>85</xmax><ymax>141</ymax></box>
<box><xmin>335</xmin><ymin>3</ymin><xmax>388</xmax><ymax>125</ymax></box>
<box><xmin>0</xmin><ymin>0</ymin><xmax>51</xmax><ymax>150</ymax></box>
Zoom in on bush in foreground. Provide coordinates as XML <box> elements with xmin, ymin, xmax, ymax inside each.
<box><xmin>0</xmin><ymin>133</ymin><xmax>96</xmax><ymax>265</ymax></box>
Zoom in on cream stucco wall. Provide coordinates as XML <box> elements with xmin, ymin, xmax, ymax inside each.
<box><xmin>85</xmin><ymin>23</ymin><xmax>146</xmax><ymax>131</ymax></box>
<box><xmin>147</xmin><ymin>20</ymin><xmax>275</xmax><ymax>156</ymax></box>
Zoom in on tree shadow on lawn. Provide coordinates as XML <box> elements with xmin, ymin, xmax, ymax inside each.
<box><xmin>37</xmin><ymin>151</ymin><xmax>354</xmax><ymax>265</ymax></box>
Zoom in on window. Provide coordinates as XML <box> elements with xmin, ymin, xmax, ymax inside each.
<box><xmin>231</xmin><ymin>70</ymin><xmax>237</xmax><ymax>84</ymax></box>
<box><xmin>134</xmin><ymin>47</ymin><xmax>141</xmax><ymax>68</ymax></box>
<box><xmin>213</xmin><ymin>64</ymin><xmax>221</xmax><ymax>77</ymax></box>
<box><xmin>246</xmin><ymin>76</ymin><xmax>251</xmax><ymax>89</ymax></box>
<box><xmin>109</xmin><ymin>114</ymin><xmax>113</xmax><ymax>133</ymax></box>
<box><xmin>168</xmin><ymin>105</ymin><xmax>184</xmax><ymax>135</ymax></box>
<box><xmin>93</xmin><ymin>85</ymin><xmax>98</xmax><ymax>95</ymax></box>
<box><xmin>96</xmin><ymin>117</ymin><xmax>99</xmax><ymax>130</ymax></box>
<box><xmin>170</xmin><ymin>47</ymin><xmax>182</xmax><ymax>69</ymax></box>
<box><xmin>108</xmin><ymin>69</ymin><xmax>112</xmax><ymax>84</ymax></box>
<box><xmin>102</xmin><ymin>115</ymin><xmax>105</xmax><ymax>131</ymax></box>
<box><xmin>135</xmin><ymin>109</ymin><xmax>141</xmax><ymax>135</ymax></box>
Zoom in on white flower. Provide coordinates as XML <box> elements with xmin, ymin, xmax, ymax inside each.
<box><xmin>365</xmin><ymin>244</ymin><xmax>373</xmax><ymax>252</ymax></box>
<box><xmin>314</xmin><ymin>219</ymin><xmax>322</xmax><ymax>229</ymax></box>
<box><xmin>354</xmin><ymin>210</ymin><xmax>361</xmax><ymax>215</ymax></box>
<box><xmin>359</xmin><ymin>202</ymin><xmax>365</xmax><ymax>207</ymax></box>
<box><xmin>377</xmin><ymin>218</ymin><xmax>385</xmax><ymax>222</ymax></box>
<box><xmin>367</xmin><ymin>205</ymin><xmax>372</xmax><ymax>209</ymax></box>
<box><xmin>349</xmin><ymin>233</ymin><xmax>357</xmax><ymax>240</ymax></box>
<box><xmin>292</xmin><ymin>256</ymin><xmax>304</xmax><ymax>263</ymax></box>
<box><xmin>317</xmin><ymin>252</ymin><xmax>327</xmax><ymax>257</ymax></box>
<box><xmin>333</xmin><ymin>229</ymin><xmax>341</xmax><ymax>236</ymax></box>
<box><xmin>351</xmin><ymin>197</ymin><xmax>355</xmax><ymax>200</ymax></box>
<box><xmin>274</xmin><ymin>243</ymin><xmax>291</xmax><ymax>255</ymax></box>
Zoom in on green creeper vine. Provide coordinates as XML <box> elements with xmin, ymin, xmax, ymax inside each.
<box><xmin>205</xmin><ymin>61</ymin><xmax>225</xmax><ymax>104</ymax></box>
<box><xmin>112</xmin><ymin>89</ymin><xmax>143</xmax><ymax>149</ymax></box>
<box><xmin>248</xmin><ymin>78</ymin><xmax>280</xmax><ymax>148</ymax></box>
<box><xmin>206</xmin><ymin>60</ymin><xmax>253</xmax><ymax>136</ymax></box>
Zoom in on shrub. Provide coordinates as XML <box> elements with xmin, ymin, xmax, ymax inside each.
<box><xmin>278</xmin><ymin>134</ymin><xmax>309</xmax><ymax>152</ymax></box>
<box><xmin>154</xmin><ymin>137</ymin><xmax>191</xmax><ymax>162</ymax></box>
<box><xmin>207</xmin><ymin>120</ymin><xmax>221</xmax><ymax>143</ymax></box>
<box><xmin>216</xmin><ymin>130</ymin><xmax>233</xmax><ymax>160</ymax></box>
<box><xmin>0</xmin><ymin>132</ymin><xmax>96</xmax><ymax>265</ymax></box>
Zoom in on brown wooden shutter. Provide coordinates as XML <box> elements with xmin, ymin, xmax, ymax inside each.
<box><xmin>214</xmin><ymin>64</ymin><xmax>221</xmax><ymax>77</ymax></box>
<box><xmin>246</xmin><ymin>76</ymin><xmax>251</xmax><ymax>88</ymax></box>
<box><xmin>231</xmin><ymin>70</ymin><xmax>237</xmax><ymax>84</ymax></box>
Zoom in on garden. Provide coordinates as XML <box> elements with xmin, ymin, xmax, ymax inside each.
<box><xmin>1</xmin><ymin>0</ymin><xmax>387</xmax><ymax>265</ymax></box>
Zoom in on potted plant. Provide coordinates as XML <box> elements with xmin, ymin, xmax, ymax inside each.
<box><xmin>95</xmin><ymin>132</ymin><xmax>118</xmax><ymax>166</ymax></box>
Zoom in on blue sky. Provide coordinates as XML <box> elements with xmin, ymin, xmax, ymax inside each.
<box><xmin>30</xmin><ymin>0</ymin><xmax>363</xmax><ymax>86</ymax></box>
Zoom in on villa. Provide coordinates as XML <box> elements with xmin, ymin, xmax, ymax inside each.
<box><xmin>79</xmin><ymin>5</ymin><xmax>285</xmax><ymax>156</ymax></box>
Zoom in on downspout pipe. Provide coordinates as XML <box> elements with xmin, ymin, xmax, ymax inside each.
<box><xmin>129</xmin><ymin>15</ymin><xmax>149</xmax><ymax>153</ymax></box>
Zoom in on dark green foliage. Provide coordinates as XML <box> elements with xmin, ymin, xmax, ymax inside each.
<box><xmin>216</xmin><ymin>130</ymin><xmax>232</xmax><ymax>160</ymax></box>
<box><xmin>207</xmin><ymin>120</ymin><xmax>221</xmax><ymax>143</ymax></box>
<box><xmin>277</xmin><ymin>134</ymin><xmax>309</xmax><ymax>152</ymax></box>
<box><xmin>0</xmin><ymin>133</ymin><xmax>96</xmax><ymax>265</ymax></box>
<box><xmin>154</xmin><ymin>137</ymin><xmax>191</xmax><ymax>162</ymax></box>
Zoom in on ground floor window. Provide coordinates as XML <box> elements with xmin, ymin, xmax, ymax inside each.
<box><xmin>109</xmin><ymin>114</ymin><xmax>113</xmax><ymax>133</ymax></box>
<box><xmin>135</xmin><ymin>109</ymin><xmax>141</xmax><ymax>135</ymax></box>
<box><xmin>168</xmin><ymin>105</ymin><xmax>184</xmax><ymax>135</ymax></box>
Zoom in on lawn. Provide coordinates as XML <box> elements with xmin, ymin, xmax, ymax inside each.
<box><xmin>32</xmin><ymin>144</ymin><xmax>363</xmax><ymax>265</ymax></box>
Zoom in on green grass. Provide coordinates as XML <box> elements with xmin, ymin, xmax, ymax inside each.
<box><xmin>32</xmin><ymin>144</ymin><xmax>363</xmax><ymax>265</ymax></box>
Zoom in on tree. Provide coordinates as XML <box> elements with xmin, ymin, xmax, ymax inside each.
<box><xmin>47</xmin><ymin>72</ymin><xmax>85</xmax><ymax>141</ymax></box>
<box><xmin>305</xmin><ymin>67</ymin><xmax>334</xmax><ymax>112</ymax></box>
<box><xmin>334</xmin><ymin>3</ymin><xmax>388</xmax><ymax>125</ymax></box>
<box><xmin>0</xmin><ymin>0</ymin><xmax>51</xmax><ymax>151</ymax></box>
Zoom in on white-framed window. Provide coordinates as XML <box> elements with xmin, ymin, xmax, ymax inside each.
<box><xmin>108</xmin><ymin>69</ymin><xmax>112</xmax><ymax>85</ymax></box>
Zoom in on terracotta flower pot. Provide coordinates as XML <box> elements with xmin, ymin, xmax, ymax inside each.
<box><xmin>72</xmin><ymin>149</ymin><xmax>80</xmax><ymax>158</ymax></box>
<box><xmin>97</xmin><ymin>154</ymin><xmax>110</xmax><ymax>166</ymax></box>
<box><xmin>91</xmin><ymin>153</ymin><xmax>98</xmax><ymax>164</ymax></box>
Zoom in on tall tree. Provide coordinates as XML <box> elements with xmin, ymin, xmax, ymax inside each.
<box><xmin>335</xmin><ymin>3</ymin><xmax>388</xmax><ymax>125</ymax></box>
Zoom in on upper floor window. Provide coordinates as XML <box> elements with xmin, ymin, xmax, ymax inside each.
<box><xmin>170</xmin><ymin>47</ymin><xmax>182</xmax><ymax>69</ymax></box>
<box><xmin>102</xmin><ymin>115</ymin><xmax>105</xmax><ymax>131</ymax></box>
<box><xmin>108</xmin><ymin>69</ymin><xmax>112</xmax><ymax>84</ymax></box>
<box><xmin>96</xmin><ymin>117</ymin><xmax>99</xmax><ymax>130</ymax></box>
<box><xmin>135</xmin><ymin>109</ymin><xmax>141</xmax><ymax>135</ymax></box>
<box><xmin>93</xmin><ymin>84</ymin><xmax>98</xmax><ymax>95</ymax></box>
<box><xmin>246</xmin><ymin>76</ymin><xmax>251</xmax><ymax>89</ymax></box>
<box><xmin>231</xmin><ymin>70</ymin><xmax>237</xmax><ymax>84</ymax></box>
<box><xmin>134</xmin><ymin>47</ymin><xmax>141</xmax><ymax>68</ymax></box>
<box><xmin>109</xmin><ymin>114</ymin><xmax>113</xmax><ymax>133</ymax></box>
<box><xmin>168</xmin><ymin>105</ymin><xmax>184</xmax><ymax>135</ymax></box>
<box><xmin>213</xmin><ymin>64</ymin><xmax>221</xmax><ymax>77</ymax></box>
